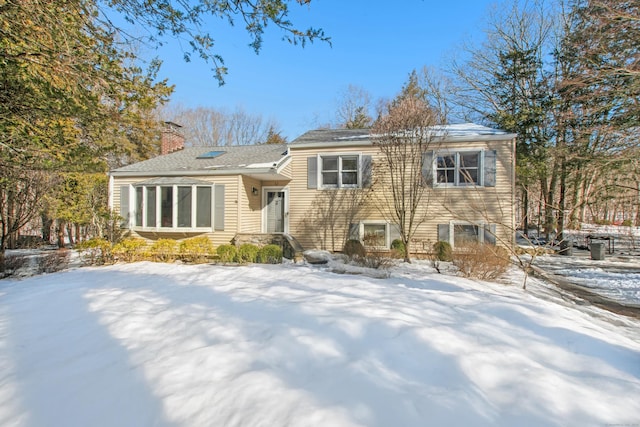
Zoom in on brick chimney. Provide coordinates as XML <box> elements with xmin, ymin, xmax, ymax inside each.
<box><xmin>161</xmin><ymin>121</ymin><xmax>185</xmax><ymax>155</ymax></box>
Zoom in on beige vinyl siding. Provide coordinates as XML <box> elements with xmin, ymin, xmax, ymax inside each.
<box><xmin>239</xmin><ymin>176</ymin><xmax>262</xmax><ymax>233</ymax></box>
<box><xmin>111</xmin><ymin>176</ymin><xmax>142</xmax><ymax>215</ymax></box>
<box><xmin>280</xmin><ymin>160</ymin><xmax>293</xmax><ymax>179</ymax></box>
<box><xmin>288</xmin><ymin>146</ymin><xmax>379</xmax><ymax>251</ymax></box>
<box><xmin>288</xmin><ymin>138</ymin><xmax>516</xmax><ymax>252</ymax></box>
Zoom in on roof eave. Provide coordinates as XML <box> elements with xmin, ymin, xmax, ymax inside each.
<box><xmin>288</xmin><ymin>133</ymin><xmax>517</xmax><ymax>149</ymax></box>
<box><xmin>288</xmin><ymin>140</ymin><xmax>374</xmax><ymax>149</ymax></box>
<box><xmin>430</xmin><ymin>133</ymin><xmax>518</xmax><ymax>143</ymax></box>
<box><xmin>110</xmin><ymin>167</ymin><xmax>277</xmax><ymax>178</ymax></box>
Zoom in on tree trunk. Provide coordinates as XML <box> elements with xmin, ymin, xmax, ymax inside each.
<box><xmin>522</xmin><ymin>184</ymin><xmax>529</xmax><ymax>233</ymax></box>
<box><xmin>57</xmin><ymin>220</ymin><xmax>66</xmax><ymax>248</ymax></box>
<box><xmin>41</xmin><ymin>213</ymin><xmax>53</xmax><ymax>244</ymax></box>
<box><xmin>558</xmin><ymin>159</ymin><xmax>567</xmax><ymax>243</ymax></box>
<box><xmin>7</xmin><ymin>231</ymin><xmax>18</xmax><ymax>250</ymax></box>
<box><xmin>544</xmin><ymin>168</ymin><xmax>558</xmax><ymax>241</ymax></box>
<box><xmin>403</xmin><ymin>237</ymin><xmax>411</xmax><ymax>263</ymax></box>
<box><xmin>67</xmin><ymin>223</ymin><xmax>74</xmax><ymax>245</ymax></box>
<box><xmin>6</xmin><ymin>189</ymin><xmax>17</xmax><ymax>250</ymax></box>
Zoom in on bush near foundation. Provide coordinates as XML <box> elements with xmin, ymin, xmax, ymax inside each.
<box><xmin>257</xmin><ymin>244</ymin><xmax>283</xmax><ymax>264</ymax></box>
<box><xmin>433</xmin><ymin>241</ymin><xmax>453</xmax><ymax>262</ymax></box>
<box><xmin>452</xmin><ymin>242</ymin><xmax>510</xmax><ymax>280</ymax></box>
<box><xmin>390</xmin><ymin>239</ymin><xmax>406</xmax><ymax>259</ymax></box>
<box><xmin>237</xmin><ymin>243</ymin><xmax>260</xmax><ymax>263</ymax></box>
<box><xmin>180</xmin><ymin>236</ymin><xmax>214</xmax><ymax>263</ymax></box>
<box><xmin>76</xmin><ymin>238</ymin><xmax>112</xmax><ymax>265</ymax></box>
<box><xmin>216</xmin><ymin>244</ymin><xmax>237</xmax><ymax>263</ymax></box>
<box><xmin>112</xmin><ymin>238</ymin><xmax>147</xmax><ymax>262</ymax></box>
<box><xmin>149</xmin><ymin>239</ymin><xmax>178</xmax><ymax>262</ymax></box>
<box><xmin>343</xmin><ymin>239</ymin><xmax>366</xmax><ymax>260</ymax></box>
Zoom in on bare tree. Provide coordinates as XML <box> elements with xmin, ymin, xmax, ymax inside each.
<box><xmin>301</xmin><ymin>186</ymin><xmax>372</xmax><ymax>252</ymax></box>
<box><xmin>371</xmin><ymin>96</ymin><xmax>441</xmax><ymax>262</ymax></box>
<box><xmin>159</xmin><ymin>104</ymin><xmax>282</xmax><ymax>146</ymax></box>
<box><xmin>334</xmin><ymin>84</ymin><xmax>373</xmax><ymax>129</ymax></box>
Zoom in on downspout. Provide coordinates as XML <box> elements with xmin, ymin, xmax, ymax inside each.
<box><xmin>237</xmin><ymin>175</ymin><xmax>242</xmax><ymax>232</ymax></box>
<box><xmin>108</xmin><ymin>174</ymin><xmax>114</xmax><ymax>212</ymax></box>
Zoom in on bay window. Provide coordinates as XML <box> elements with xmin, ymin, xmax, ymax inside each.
<box><xmin>131</xmin><ymin>183</ymin><xmax>215</xmax><ymax>230</ymax></box>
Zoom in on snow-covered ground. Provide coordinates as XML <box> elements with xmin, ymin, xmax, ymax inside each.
<box><xmin>532</xmin><ymin>253</ymin><xmax>640</xmax><ymax>305</ymax></box>
<box><xmin>1</xmin><ymin>260</ymin><xmax>639</xmax><ymax>426</ymax></box>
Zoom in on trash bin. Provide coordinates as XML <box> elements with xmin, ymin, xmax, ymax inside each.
<box><xmin>558</xmin><ymin>239</ymin><xmax>573</xmax><ymax>256</ymax></box>
<box><xmin>590</xmin><ymin>242</ymin><xmax>605</xmax><ymax>260</ymax></box>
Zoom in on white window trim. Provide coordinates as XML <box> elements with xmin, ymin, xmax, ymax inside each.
<box><xmin>447</xmin><ymin>220</ymin><xmax>488</xmax><ymax>248</ymax></box>
<box><xmin>359</xmin><ymin>220</ymin><xmax>390</xmax><ymax>249</ymax></box>
<box><xmin>261</xmin><ymin>186</ymin><xmax>289</xmax><ymax>234</ymax></box>
<box><xmin>434</xmin><ymin>149</ymin><xmax>485</xmax><ymax>187</ymax></box>
<box><xmin>131</xmin><ymin>184</ymin><xmax>215</xmax><ymax>232</ymax></box>
<box><xmin>317</xmin><ymin>153</ymin><xmax>363</xmax><ymax>189</ymax></box>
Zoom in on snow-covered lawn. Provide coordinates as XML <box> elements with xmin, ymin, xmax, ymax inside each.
<box><xmin>1</xmin><ymin>261</ymin><xmax>639</xmax><ymax>426</ymax></box>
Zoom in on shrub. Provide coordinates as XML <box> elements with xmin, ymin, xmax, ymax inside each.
<box><xmin>149</xmin><ymin>239</ymin><xmax>178</xmax><ymax>262</ymax></box>
<box><xmin>216</xmin><ymin>244</ymin><xmax>237</xmax><ymax>263</ymax></box>
<box><xmin>354</xmin><ymin>251</ymin><xmax>394</xmax><ymax>270</ymax></box>
<box><xmin>76</xmin><ymin>238</ymin><xmax>112</xmax><ymax>265</ymax></box>
<box><xmin>112</xmin><ymin>238</ymin><xmax>147</xmax><ymax>262</ymax></box>
<box><xmin>257</xmin><ymin>244</ymin><xmax>283</xmax><ymax>264</ymax></box>
<box><xmin>433</xmin><ymin>241</ymin><xmax>453</xmax><ymax>262</ymax></box>
<box><xmin>237</xmin><ymin>243</ymin><xmax>259</xmax><ymax>263</ymax></box>
<box><xmin>390</xmin><ymin>239</ymin><xmax>406</xmax><ymax>258</ymax></box>
<box><xmin>343</xmin><ymin>239</ymin><xmax>366</xmax><ymax>260</ymax></box>
<box><xmin>452</xmin><ymin>242</ymin><xmax>510</xmax><ymax>280</ymax></box>
<box><xmin>180</xmin><ymin>236</ymin><xmax>214</xmax><ymax>263</ymax></box>
<box><xmin>622</xmin><ymin>219</ymin><xmax>633</xmax><ymax>227</ymax></box>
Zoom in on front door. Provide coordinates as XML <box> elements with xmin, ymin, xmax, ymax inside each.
<box><xmin>266</xmin><ymin>191</ymin><xmax>285</xmax><ymax>233</ymax></box>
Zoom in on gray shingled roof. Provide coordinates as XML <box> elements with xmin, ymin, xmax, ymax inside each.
<box><xmin>111</xmin><ymin>144</ymin><xmax>288</xmax><ymax>175</ymax></box>
<box><xmin>289</xmin><ymin>129</ymin><xmax>371</xmax><ymax>145</ymax></box>
<box><xmin>289</xmin><ymin>124</ymin><xmax>514</xmax><ymax>147</ymax></box>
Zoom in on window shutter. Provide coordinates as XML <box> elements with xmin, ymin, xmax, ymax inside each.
<box><xmin>214</xmin><ymin>184</ymin><xmax>225</xmax><ymax>231</ymax></box>
<box><xmin>437</xmin><ymin>223</ymin><xmax>450</xmax><ymax>243</ymax></box>
<box><xmin>119</xmin><ymin>185</ymin><xmax>130</xmax><ymax>228</ymax></box>
<box><xmin>348</xmin><ymin>223</ymin><xmax>359</xmax><ymax>240</ymax></box>
<box><xmin>422</xmin><ymin>151</ymin><xmax>434</xmax><ymax>186</ymax></box>
<box><xmin>307</xmin><ymin>157</ymin><xmax>318</xmax><ymax>189</ymax></box>
<box><xmin>484</xmin><ymin>150</ymin><xmax>497</xmax><ymax>187</ymax></box>
<box><xmin>484</xmin><ymin>224</ymin><xmax>497</xmax><ymax>245</ymax></box>
<box><xmin>389</xmin><ymin>223</ymin><xmax>402</xmax><ymax>247</ymax></box>
<box><xmin>361</xmin><ymin>155</ymin><xmax>373</xmax><ymax>188</ymax></box>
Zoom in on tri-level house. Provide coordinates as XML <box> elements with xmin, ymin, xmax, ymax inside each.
<box><xmin>109</xmin><ymin>123</ymin><xmax>516</xmax><ymax>255</ymax></box>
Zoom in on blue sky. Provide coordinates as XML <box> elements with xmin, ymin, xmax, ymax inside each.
<box><xmin>153</xmin><ymin>0</ymin><xmax>497</xmax><ymax>140</ymax></box>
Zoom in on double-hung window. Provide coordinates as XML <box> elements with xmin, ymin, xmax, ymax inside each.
<box><xmin>435</xmin><ymin>151</ymin><xmax>481</xmax><ymax>186</ymax></box>
<box><xmin>321</xmin><ymin>155</ymin><xmax>359</xmax><ymax>188</ymax></box>
<box><xmin>438</xmin><ymin>221</ymin><xmax>497</xmax><ymax>247</ymax></box>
